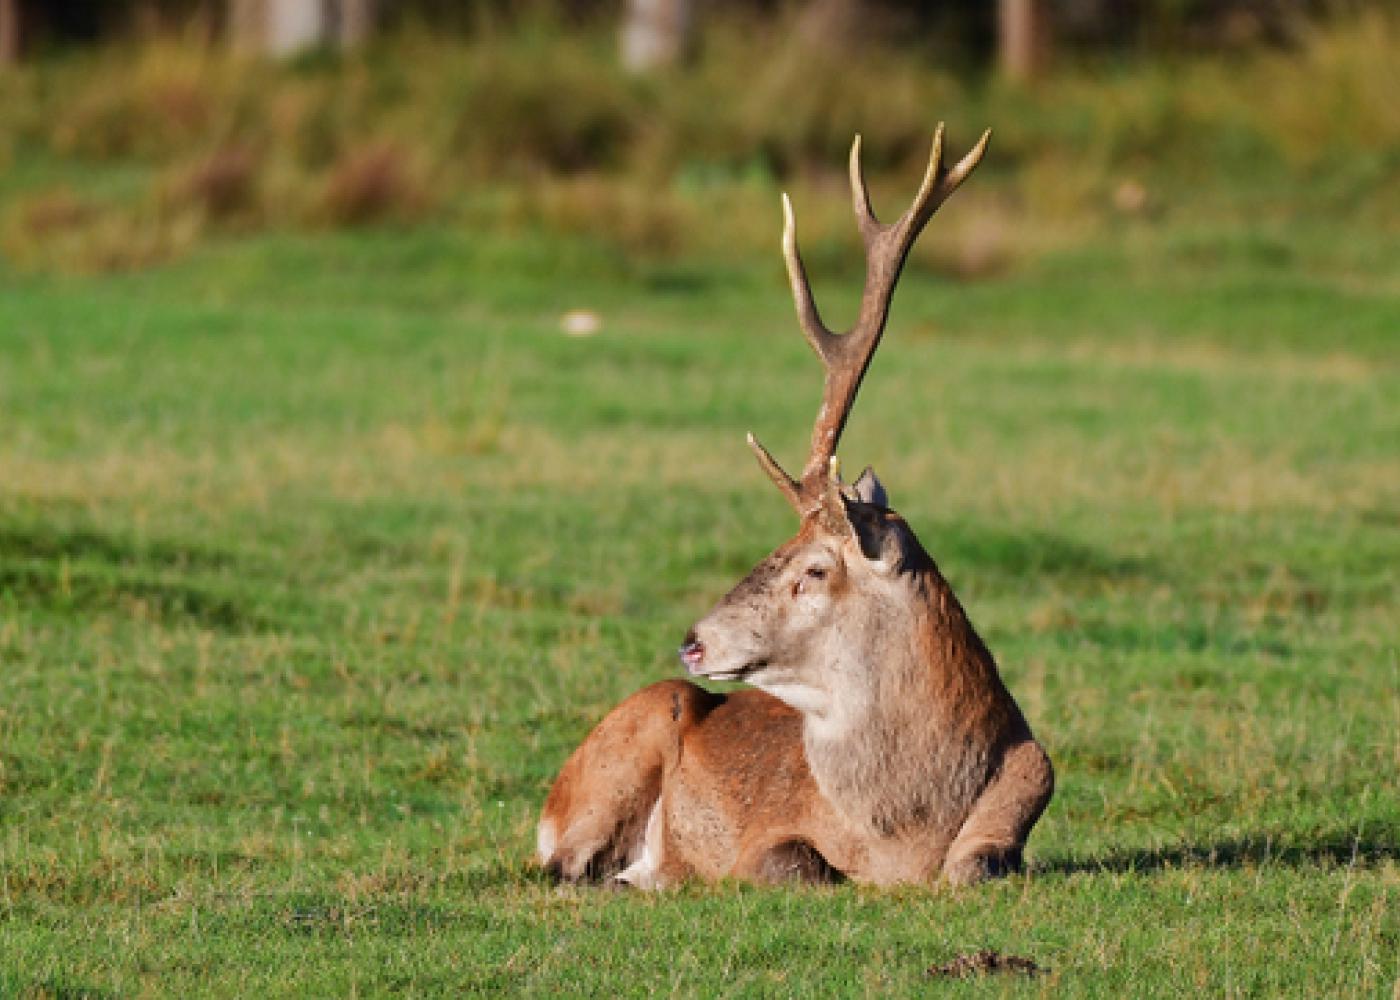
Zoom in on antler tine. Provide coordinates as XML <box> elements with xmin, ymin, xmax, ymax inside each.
<box><xmin>945</xmin><ymin>128</ymin><xmax>993</xmax><ymax>196</ymax></box>
<box><xmin>849</xmin><ymin>134</ymin><xmax>878</xmax><ymax>241</ymax></box>
<box><xmin>906</xmin><ymin>122</ymin><xmax>947</xmax><ymax>230</ymax></box>
<box><xmin>781</xmin><ymin>193</ymin><xmax>838</xmax><ymax>365</ymax></box>
<box><xmin>747</xmin><ymin>432</ymin><xmax>802</xmax><ymax>514</ymax></box>
<box><xmin>849</xmin><ymin>126</ymin><xmax>947</xmax><ymax>243</ymax></box>
<box><xmin>903</xmin><ymin>125</ymin><xmax>991</xmax><ymax>236</ymax></box>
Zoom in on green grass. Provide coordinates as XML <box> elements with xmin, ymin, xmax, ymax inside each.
<box><xmin>0</xmin><ymin>208</ymin><xmax>1397</xmax><ymax>997</ymax></box>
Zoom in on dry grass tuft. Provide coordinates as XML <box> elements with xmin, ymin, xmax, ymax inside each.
<box><xmin>507</xmin><ymin>176</ymin><xmax>686</xmax><ymax>257</ymax></box>
<box><xmin>46</xmin><ymin>41</ymin><xmax>228</xmax><ymax>161</ymax></box>
<box><xmin>165</xmin><ymin>145</ymin><xmax>262</xmax><ymax>221</ymax></box>
<box><xmin>3</xmin><ymin>192</ymin><xmax>196</xmax><ymax>274</ymax></box>
<box><xmin>319</xmin><ymin>142</ymin><xmax>430</xmax><ymax>226</ymax></box>
<box><xmin>9</xmin><ymin>189</ymin><xmax>98</xmax><ymax>238</ymax></box>
<box><xmin>1243</xmin><ymin>9</ymin><xmax>1400</xmax><ymax>165</ymax></box>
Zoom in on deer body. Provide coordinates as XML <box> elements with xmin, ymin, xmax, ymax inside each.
<box><xmin>541</xmin><ymin>517</ymin><xmax>1052</xmax><ymax>887</ymax></box>
<box><xmin>539</xmin><ymin>125</ymin><xmax>1053</xmax><ymax>887</ymax></box>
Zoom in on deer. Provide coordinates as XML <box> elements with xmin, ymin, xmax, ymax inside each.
<box><xmin>537</xmin><ymin>124</ymin><xmax>1053</xmax><ymax>888</ymax></box>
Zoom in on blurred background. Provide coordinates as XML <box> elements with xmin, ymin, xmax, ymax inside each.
<box><xmin>1</xmin><ymin>0</ymin><xmax>1397</xmax><ymax>274</ymax></box>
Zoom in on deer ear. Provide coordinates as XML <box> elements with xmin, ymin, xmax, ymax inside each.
<box><xmin>840</xmin><ymin>497</ymin><xmax>901</xmax><ymax>570</ymax></box>
<box><xmin>851</xmin><ymin>466</ymin><xmax>890</xmax><ymax>508</ymax></box>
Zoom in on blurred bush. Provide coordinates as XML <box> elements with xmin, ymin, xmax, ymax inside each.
<box><xmin>1</xmin><ymin>7</ymin><xmax>1397</xmax><ymax>272</ymax></box>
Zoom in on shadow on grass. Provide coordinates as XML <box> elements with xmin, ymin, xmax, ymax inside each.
<box><xmin>0</xmin><ymin>563</ymin><xmax>261</xmax><ymax>630</ymax></box>
<box><xmin>1040</xmin><ymin>833</ymin><xmax>1399</xmax><ymax>876</ymax></box>
<box><xmin>0</xmin><ymin>521</ymin><xmax>310</xmax><ymax>632</ymax></box>
<box><xmin>925</xmin><ymin>521</ymin><xmax>1156</xmax><ymax>586</ymax></box>
<box><xmin>0</xmin><ymin>976</ymin><xmax>118</xmax><ymax>1000</ymax></box>
<box><xmin>0</xmin><ymin>523</ymin><xmax>238</xmax><ymax>571</ymax></box>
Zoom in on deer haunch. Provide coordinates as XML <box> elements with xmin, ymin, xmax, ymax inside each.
<box><xmin>540</xmin><ymin>680</ymin><xmax>836</xmax><ymax>885</ymax></box>
<box><xmin>538</xmin><ymin>124</ymin><xmax>1053</xmax><ymax>888</ymax></box>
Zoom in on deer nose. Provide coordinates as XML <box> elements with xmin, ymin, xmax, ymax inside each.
<box><xmin>678</xmin><ymin>632</ymin><xmax>705</xmax><ymax>674</ymax></box>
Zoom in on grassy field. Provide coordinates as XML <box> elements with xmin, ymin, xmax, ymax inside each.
<box><xmin>1</xmin><ymin>182</ymin><xmax>1398</xmax><ymax>997</ymax></box>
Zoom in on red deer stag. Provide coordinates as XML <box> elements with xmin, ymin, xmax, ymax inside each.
<box><xmin>538</xmin><ymin>125</ymin><xmax>1053</xmax><ymax>887</ymax></box>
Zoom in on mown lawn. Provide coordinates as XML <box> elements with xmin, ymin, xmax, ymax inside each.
<box><xmin>1</xmin><ymin>215</ymin><xmax>1397</xmax><ymax>996</ymax></box>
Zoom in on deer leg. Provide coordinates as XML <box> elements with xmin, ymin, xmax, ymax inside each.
<box><xmin>943</xmin><ymin>738</ymin><xmax>1054</xmax><ymax>886</ymax></box>
<box><xmin>538</xmin><ymin>679</ymin><xmax>714</xmax><ymax>883</ymax></box>
<box><xmin>613</xmin><ymin>797</ymin><xmax>668</xmax><ymax>889</ymax></box>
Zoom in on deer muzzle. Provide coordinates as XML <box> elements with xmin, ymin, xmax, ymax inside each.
<box><xmin>678</xmin><ymin>633</ymin><xmax>706</xmax><ymax>674</ymax></box>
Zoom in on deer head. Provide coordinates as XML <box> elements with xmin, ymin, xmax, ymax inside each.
<box><xmin>679</xmin><ymin>125</ymin><xmax>991</xmax><ymax>728</ymax></box>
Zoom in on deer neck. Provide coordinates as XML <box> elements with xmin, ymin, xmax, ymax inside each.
<box><xmin>800</xmin><ymin>562</ymin><xmax>1014</xmax><ymax>838</ymax></box>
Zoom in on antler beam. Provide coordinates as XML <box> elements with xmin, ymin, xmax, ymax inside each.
<box><xmin>751</xmin><ymin>123</ymin><xmax>991</xmax><ymax>518</ymax></box>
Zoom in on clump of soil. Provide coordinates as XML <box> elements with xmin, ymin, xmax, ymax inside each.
<box><xmin>926</xmin><ymin>949</ymin><xmax>1046</xmax><ymax>979</ymax></box>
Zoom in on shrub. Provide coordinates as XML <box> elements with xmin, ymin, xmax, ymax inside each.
<box><xmin>319</xmin><ymin>142</ymin><xmax>429</xmax><ymax>225</ymax></box>
<box><xmin>164</xmin><ymin>144</ymin><xmax>262</xmax><ymax>221</ymax></box>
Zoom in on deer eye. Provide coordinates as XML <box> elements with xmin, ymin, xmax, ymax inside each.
<box><xmin>793</xmin><ymin>564</ymin><xmax>830</xmax><ymax>596</ymax></box>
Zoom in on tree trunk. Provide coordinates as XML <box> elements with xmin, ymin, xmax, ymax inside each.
<box><xmin>796</xmin><ymin>0</ymin><xmax>866</xmax><ymax>50</ymax></box>
<box><xmin>264</xmin><ymin>0</ymin><xmax>325</xmax><ymax>57</ymax></box>
<box><xmin>999</xmin><ymin>0</ymin><xmax>1051</xmax><ymax>84</ymax></box>
<box><xmin>335</xmin><ymin>0</ymin><xmax>374</xmax><ymax>48</ymax></box>
<box><xmin>229</xmin><ymin>0</ymin><xmax>374</xmax><ymax>57</ymax></box>
<box><xmin>620</xmin><ymin>0</ymin><xmax>693</xmax><ymax>74</ymax></box>
<box><xmin>0</xmin><ymin>0</ymin><xmax>21</xmax><ymax>66</ymax></box>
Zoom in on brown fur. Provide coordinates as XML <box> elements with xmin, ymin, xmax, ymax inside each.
<box><xmin>538</xmin><ymin>510</ymin><xmax>1053</xmax><ymax>887</ymax></box>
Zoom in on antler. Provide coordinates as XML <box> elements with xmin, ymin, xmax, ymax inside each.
<box><xmin>749</xmin><ymin>123</ymin><xmax>991</xmax><ymax>520</ymax></box>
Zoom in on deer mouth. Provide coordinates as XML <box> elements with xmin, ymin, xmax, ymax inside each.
<box><xmin>699</xmin><ymin>659</ymin><xmax>769</xmax><ymax>683</ymax></box>
<box><xmin>680</xmin><ymin>631</ymin><xmax>770</xmax><ymax>682</ymax></box>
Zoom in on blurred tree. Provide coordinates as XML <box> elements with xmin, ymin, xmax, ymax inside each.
<box><xmin>999</xmin><ymin>0</ymin><xmax>1051</xmax><ymax>81</ymax></box>
<box><xmin>0</xmin><ymin>0</ymin><xmax>1378</xmax><ymax>61</ymax></box>
<box><xmin>0</xmin><ymin>0</ymin><xmax>18</xmax><ymax>65</ymax></box>
<box><xmin>620</xmin><ymin>0</ymin><xmax>693</xmax><ymax>72</ymax></box>
<box><xmin>228</xmin><ymin>0</ymin><xmax>375</xmax><ymax>56</ymax></box>
<box><xmin>338</xmin><ymin>0</ymin><xmax>373</xmax><ymax>45</ymax></box>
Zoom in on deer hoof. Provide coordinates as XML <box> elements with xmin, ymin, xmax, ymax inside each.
<box><xmin>944</xmin><ymin>846</ymin><xmax>1023</xmax><ymax>886</ymax></box>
